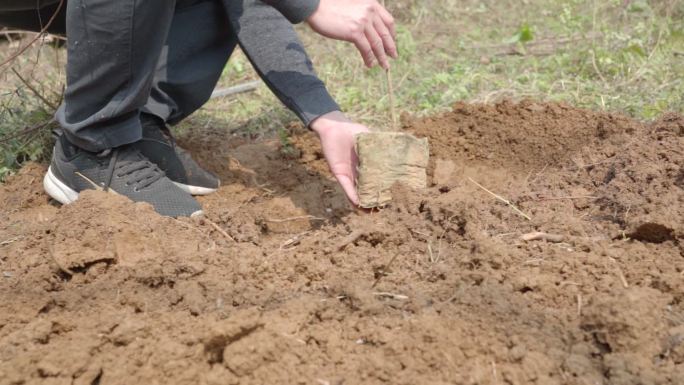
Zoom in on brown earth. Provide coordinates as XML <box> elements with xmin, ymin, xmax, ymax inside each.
<box><xmin>1</xmin><ymin>100</ymin><xmax>683</xmax><ymax>385</ymax></box>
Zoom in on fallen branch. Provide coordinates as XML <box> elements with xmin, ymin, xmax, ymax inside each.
<box><xmin>468</xmin><ymin>178</ymin><xmax>532</xmax><ymax>221</ymax></box>
<box><xmin>520</xmin><ymin>232</ymin><xmax>565</xmax><ymax>243</ymax></box>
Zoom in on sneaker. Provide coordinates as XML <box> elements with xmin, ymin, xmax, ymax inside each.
<box><xmin>43</xmin><ymin>134</ymin><xmax>203</xmax><ymax>218</ymax></box>
<box><xmin>131</xmin><ymin>113</ymin><xmax>220</xmax><ymax>195</ymax></box>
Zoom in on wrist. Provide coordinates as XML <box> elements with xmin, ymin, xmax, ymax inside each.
<box><xmin>310</xmin><ymin>110</ymin><xmax>348</xmax><ymax>134</ymax></box>
<box><xmin>305</xmin><ymin>0</ymin><xmax>322</xmax><ymax>23</ymax></box>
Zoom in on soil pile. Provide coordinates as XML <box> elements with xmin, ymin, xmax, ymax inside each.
<box><xmin>1</xmin><ymin>101</ymin><xmax>682</xmax><ymax>385</ymax></box>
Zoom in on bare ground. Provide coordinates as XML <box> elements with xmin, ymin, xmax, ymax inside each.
<box><xmin>1</xmin><ymin>101</ymin><xmax>683</xmax><ymax>385</ymax></box>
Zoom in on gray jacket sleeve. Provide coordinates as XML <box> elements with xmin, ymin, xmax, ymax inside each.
<box><xmin>225</xmin><ymin>0</ymin><xmax>339</xmax><ymax>126</ymax></box>
<box><xmin>260</xmin><ymin>0</ymin><xmax>320</xmax><ymax>24</ymax></box>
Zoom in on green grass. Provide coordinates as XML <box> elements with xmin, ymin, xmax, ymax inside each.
<box><xmin>2</xmin><ymin>0</ymin><xmax>683</xmax><ymax>180</ymax></box>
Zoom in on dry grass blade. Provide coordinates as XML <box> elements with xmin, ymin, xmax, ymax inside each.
<box><xmin>372</xmin><ymin>253</ymin><xmax>400</xmax><ymax>288</ymax></box>
<box><xmin>264</xmin><ymin>215</ymin><xmax>325</xmax><ymax>223</ymax></box>
<box><xmin>11</xmin><ymin>68</ymin><xmax>58</xmax><ymax>110</ymax></box>
<box><xmin>386</xmin><ymin>67</ymin><xmax>397</xmax><ymax>130</ymax></box>
<box><xmin>204</xmin><ymin>218</ymin><xmax>236</xmax><ymax>243</ymax></box>
<box><xmin>381</xmin><ymin>0</ymin><xmax>398</xmax><ymax>131</ymax></box>
<box><xmin>468</xmin><ymin>178</ymin><xmax>532</xmax><ymax>220</ymax></box>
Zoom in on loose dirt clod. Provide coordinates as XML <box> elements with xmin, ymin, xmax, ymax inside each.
<box><xmin>355</xmin><ymin>132</ymin><xmax>429</xmax><ymax>208</ymax></box>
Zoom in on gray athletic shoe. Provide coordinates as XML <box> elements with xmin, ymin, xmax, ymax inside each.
<box><xmin>130</xmin><ymin>114</ymin><xmax>220</xmax><ymax>195</ymax></box>
<box><xmin>43</xmin><ymin>134</ymin><xmax>203</xmax><ymax>218</ymax></box>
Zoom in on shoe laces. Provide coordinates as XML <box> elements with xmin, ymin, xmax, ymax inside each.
<box><xmin>99</xmin><ymin>148</ymin><xmax>164</xmax><ymax>191</ymax></box>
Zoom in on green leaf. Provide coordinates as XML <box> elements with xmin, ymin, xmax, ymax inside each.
<box><xmin>506</xmin><ymin>24</ymin><xmax>534</xmax><ymax>44</ymax></box>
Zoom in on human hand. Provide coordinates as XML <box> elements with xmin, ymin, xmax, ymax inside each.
<box><xmin>306</xmin><ymin>0</ymin><xmax>397</xmax><ymax>69</ymax></box>
<box><xmin>310</xmin><ymin>111</ymin><xmax>370</xmax><ymax>206</ymax></box>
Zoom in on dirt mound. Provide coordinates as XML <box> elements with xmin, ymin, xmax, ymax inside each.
<box><xmin>1</xmin><ymin>101</ymin><xmax>682</xmax><ymax>385</ymax></box>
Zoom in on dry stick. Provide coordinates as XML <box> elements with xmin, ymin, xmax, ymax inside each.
<box><xmin>265</xmin><ymin>215</ymin><xmax>326</xmax><ymax>223</ymax></box>
<box><xmin>468</xmin><ymin>178</ymin><xmax>532</xmax><ymax>221</ymax></box>
<box><xmin>616</xmin><ymin>266</ymin><xmax>629</xmax><ymax>288</ymax></box>
<box><xmin>577</xmin><ymin>293</ymin><xmax>582</xmax><ymax>317</ymax></box>
<box><xmin>371</xmin><ymin>253</ymin><xmax>400</xmax><ymax>288</ymax></box>
<box><xmin>381</xmin><ymin>0</ymin><xmax>398</xmax><ymax>131</ymax></box>
<box><xmin>0</xmin><ymin>0</ymin><xmax>65</xmax><ymax>70</ymax></box>
<box><xmin>204</xmin><ymin>218</ymin><xmax>236</xmax><ymax>243</ymax></box>
<box><xmin>11</xmin><ymin>68</ymin><xmax>58</xmax><ymax>110</ymax></box>
<box><xmin>0</xmin><ymin>118</ymin><xmax>53</xmax><ymax>144</ymax></box>
<box><xmin>520</xmin><ymin>232</ymin><xmax>564</xmax><ymax>243</ymax></box>
<box><xmin>0</xmin><ymin>236</ymin><xmax>22</xmax><ymax>246</ymax></box>
<box><xmin>335</xmin><ymin>229</ymin><xmax>364</xmax><ymax>252</ymax></box>
<box><xmin>534</xmin><ymin>195</ymin><xmax>598</xmax><ymax>201</ymax></box>
<box><xmin>373</xmin><ymin>292</ymin><xmax>408</xmax><ymax>300</ymax></box>
<box><xmin>386</xmin><ymin>67</ymin><xmax>398</xmax><ymax>130</ymax></box>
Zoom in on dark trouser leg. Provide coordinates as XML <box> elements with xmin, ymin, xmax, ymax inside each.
<box><xmin>144</xmin><ymin>0</ymin><xmax>236</xmax><ymax>125</ymax></box>
<box><xmin>55</xmin><ymin>0</ymin><xmax>177</xmax><ymax>152</ymax></box>
<box><xmin>0</xmin><ymin>3</ymin><xmax>67</xmax><ymax>35</ymax></box>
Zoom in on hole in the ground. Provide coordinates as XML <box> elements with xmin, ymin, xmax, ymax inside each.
<box><xmin>627</xmin><ymin>223</ymin><xmax>675</xmax><ymax>244</ymax></box>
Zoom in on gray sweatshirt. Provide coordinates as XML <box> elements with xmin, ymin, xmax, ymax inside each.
<box><xmin>225</xmin><ymin>0</ymin><xmax>339</xmax><ymax>125</ymax></box>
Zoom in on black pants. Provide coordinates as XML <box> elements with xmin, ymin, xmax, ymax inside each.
<box><xmin>1</xmin><ymin>0</ymin><xmax>338</xmax><ymax>152</ymax></box>
<box><xmin>1</xmin><ymin>0</ymin><xmax>237</xmax><ymax>152</ymax></box>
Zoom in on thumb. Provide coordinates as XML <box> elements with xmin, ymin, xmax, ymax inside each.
<box><xmin>334</xmin><ymin>173</ymin><xmax>360</xmax><ymax>206</ymax></box>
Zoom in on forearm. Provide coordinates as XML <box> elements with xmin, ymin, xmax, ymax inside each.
<box><xmin>224</xmin><ymin>0</ymin><xmax>339</xmax><ymax>126</ymax></box>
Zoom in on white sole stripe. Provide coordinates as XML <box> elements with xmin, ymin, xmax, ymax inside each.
<box><xmin>173</xmin><ymin>181</ymin><xmax>218</xmax><ymax>196</ymax></box>
<box><xmin>43</xmin><ymin>166</ymin><xmax>79</xmax><ymax>204</ymax></box>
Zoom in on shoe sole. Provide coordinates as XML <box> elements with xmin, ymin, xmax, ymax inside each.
<box><xmin>44</xmin><ymin>166</ymin><xmax>204</xmax><ymax>218</ymax></box>
<box><xmin>43</xmin><ymin>166</ymin><xmax>79</xmax><ymax>205</ymax></box>
<box><xmin>173</xmin><ymin>181</ymin><xmax>218</xmax><ymax>196</ymax></box>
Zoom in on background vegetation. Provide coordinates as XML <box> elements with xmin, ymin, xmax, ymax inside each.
<box><xmin>1</xmin><ymin>0</ymin><xmax>682</xmax><ymax>181</ymax></box>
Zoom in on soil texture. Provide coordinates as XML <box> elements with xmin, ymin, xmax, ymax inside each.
<box><xmin>1</xmin><ymin>100</ymin><xmax>683</xmax><ymax>385</ymax></box>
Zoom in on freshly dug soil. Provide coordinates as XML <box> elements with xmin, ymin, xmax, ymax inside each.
<box><xmin>1</xmin><ymin>100</ymin><xmax>682</xmax><ymax>385</ymax></box>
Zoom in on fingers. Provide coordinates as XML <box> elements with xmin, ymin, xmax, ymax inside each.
<box><xmin>373</xmin><ymin>14</ymin><xmax>397</xmax><ymax>59</ymax></box>
<box><xmin>335</xmin><ymin>173</ymin><xmax>360</xmax><ymax>206</ymax></box>
<box><xmin>364</xmin><ymin>25</ymin><xmax>389</xmax><ymax>69</ymax></box>
<box><xmin>352</xmin><ymin>2</ymin><xmax>397</xmax><ymax>69</ymax></box>
<box><xmin>353</xmin><ymin>33</ymin><xmax>376</xmax><ymax>68</ymax></box>
<box><xmin>377</xmin><ymin>4</ymin><xmax>396</xmax><ymax>40</ymax></box>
